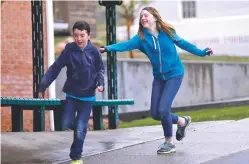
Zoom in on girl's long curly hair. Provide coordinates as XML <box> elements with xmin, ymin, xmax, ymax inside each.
<box><xmin>138</xmin><ymin>7</ymin><xmax>175</xmax><ymax>40</ymax></box>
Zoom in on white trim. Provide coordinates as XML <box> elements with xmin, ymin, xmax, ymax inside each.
<box><xmin>178</xmin><ymin>0</ymin><xmax>183</xmax><ymax>21</ymax></box>
<box><xmin>46</xmin><ymin>0</ymin><xmax>55</xmax><ymax>132</ymax></box>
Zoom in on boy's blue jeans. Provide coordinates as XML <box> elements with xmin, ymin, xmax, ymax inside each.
<box><xmin>150</xmin><ymin>75</ymin><xmax>183</xmax><ymax>138</ymax></box>
<box><xmin>62</xmin><ymin>97</ymin><xmax>94</xmax><ymax>160</ymax></box>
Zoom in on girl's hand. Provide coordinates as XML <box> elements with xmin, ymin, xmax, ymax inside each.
<box><xmin>97</xmin><ymin>86</ymin><xmax>104</xmax><ymax>92</ymax></box>
<box><xmin>206</xmin><ymin>48</ymin><xmax>213</xmax><ymax>56</ymax></box>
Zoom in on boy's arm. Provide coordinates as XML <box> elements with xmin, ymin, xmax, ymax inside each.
<box><xmin>38</xmin><ymin>50</ymin><xmax>68</xmax><ymax>93</ymax></box>
<box><xmin>103</xmin><ymin>34</ymin><xmax>141</xmax><ymax>52</ymax></box>
<box><xmin>96</xmin><ymin>51</ymin><xmax>105</xmax><ymax>91</ymax></box>
<box><xmin>173</xmin><ymin>32</ymin><xmax>212</xmax><ymax>57</ymax></box>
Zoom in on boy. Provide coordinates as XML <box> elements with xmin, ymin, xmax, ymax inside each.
<box><xmin>38</xmin><ymin>21</ymin><xmax>105</xmax><ymax>164</ymax></box>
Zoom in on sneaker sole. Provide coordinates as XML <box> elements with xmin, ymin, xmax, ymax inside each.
<box><xmin>177</xmin><ymin>116</ymin><xmax>192</xmax><ymax>141</ymax></box>
<box><xmin>70</xmin><ymin>160</ymin><xmax>83</xmax><ymax>164</ymax></box>
<box><xmin>182</xmin><ymin>116</ymin><xmax>191</xmax><ymax>139</ymax></box>
<box><xmin>157</xmin><ymin>148</ymin><xmax>176</xmax><ymax>155</ymax></box>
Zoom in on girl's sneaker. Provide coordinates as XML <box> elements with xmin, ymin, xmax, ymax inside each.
<box><xmin>157</xmin><ymin>142</ymin><xmax>176</xmax><ymax>154</ymax></box>
<box><xmin>70</xmin><ymin>159</ymin><xmax>83</xmax><ymax>164</ymax></box>
<box><xmin>176</xmin><ymin>116</ymin><xmax>191</xmax><ymax>141</ymax></box>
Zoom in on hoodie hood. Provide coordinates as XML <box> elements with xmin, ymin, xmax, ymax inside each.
<box><xmin>142</xmin><ymin>28</ymin><xmax>164</xmax><ymax>36</ymax></box>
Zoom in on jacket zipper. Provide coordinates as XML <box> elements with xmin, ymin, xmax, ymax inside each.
<box><xmin>155</xmin><ymin>36</ymin><xmax>165</xmax><ymax>80</ymax></box>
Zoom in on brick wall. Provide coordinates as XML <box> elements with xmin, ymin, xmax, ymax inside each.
<box><xmin>1</xmin><ymin>1</ymin><xmax>50</xmax><ymax>132</ymax></box>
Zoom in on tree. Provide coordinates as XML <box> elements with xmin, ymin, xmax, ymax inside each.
<box><xmin>118</xmin><ymin>0</ymin><xmax>149</xmax><ymax>58</ymax></box>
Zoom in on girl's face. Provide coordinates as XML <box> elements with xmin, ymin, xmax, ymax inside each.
<box><xmin>140</xmin><ymin>10</ymin><xmax>157</xmax><ymax>29</ymax></box>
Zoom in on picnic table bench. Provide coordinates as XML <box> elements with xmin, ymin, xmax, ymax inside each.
<box><xmin>1</xmin><ymin>97</ymin><xmax>61</xmax><ymax>132</ymax></box>
<box><xmin>0</xmin><ymin>97</ymin><xmax>134</xmax><ymax>132</ymax></box>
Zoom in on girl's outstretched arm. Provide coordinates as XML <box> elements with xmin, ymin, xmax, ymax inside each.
<box><xmin>173</xmin><ymin>32</ymin><xmax>213</xmax><ymax>57</ymax></box>
<box><xmin>100</xmin><ymin>35</ymin><xmax>141</xmax><ymax>53</ymax></box>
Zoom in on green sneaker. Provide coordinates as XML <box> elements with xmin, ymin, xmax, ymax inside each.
<box><xmin>176</xmin><ymin>116</ymin><xmax>191</xmax><ymax>141</ymax></box>
<box><xmin>157</xmin><ymin>142</ymin><xmax>176</xmax><ymax>154</ymax></box>
<box><xmin>70</xmin><ymin>159</ymin><xmax>83</xmax><ymax>164</ymax></box>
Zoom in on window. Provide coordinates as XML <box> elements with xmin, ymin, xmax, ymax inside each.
<box><xmin>182</xmin><ymin>1</ymin><xmax>196</xmax><ymax>18</ymax></box>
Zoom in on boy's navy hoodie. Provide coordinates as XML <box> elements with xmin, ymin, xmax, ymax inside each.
<box><xmin>39</xmin><ymin>41</ymin><xmax>105</xmax><ymax>97</ymax></box>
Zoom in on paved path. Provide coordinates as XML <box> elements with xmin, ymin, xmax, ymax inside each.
<box><xmin>2</xmin><ymin>119</ymin><xmax>249</xmax><ymax>164</ymax></box>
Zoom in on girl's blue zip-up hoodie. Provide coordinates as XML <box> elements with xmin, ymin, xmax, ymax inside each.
<box><xmin>39</xmin><ymin>41</ymin><xmax>105</xmax><ymax>97</ymax></box>
<box><xmin>105</xmin><ymin>29</ymin><xmax>210</xmax><ymax>80</ymax></box>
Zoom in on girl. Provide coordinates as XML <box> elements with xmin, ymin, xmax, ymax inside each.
<box><xmin>100</xmin><ymin>7</ymin><xmax>213</xmax><ymax>154</ymax></box>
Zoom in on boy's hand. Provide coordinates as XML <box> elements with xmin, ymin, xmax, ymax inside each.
<box><xmin>38</xmin><ymin>92</ymin><xmax>44</xmax><ymax>98</ymax></box>
<box><xmin>99</xmin><ymin>47</ymin><xmax>105</xmax><ymax>53</ymax></box>
<box><xmin>97</xmin><ymin>86</ymin><xmax>104</xmax><ymax>92</ymax></box>
<box><xmin>99</xmin><ymin>46</ymin><xmax>107</xmax><ymax>53</ymax></box>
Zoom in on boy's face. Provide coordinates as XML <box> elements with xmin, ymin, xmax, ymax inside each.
<box><xmin>73</xmin><ymin>29</ymin><xmax>90</xmax><ymax>48</ymax></box>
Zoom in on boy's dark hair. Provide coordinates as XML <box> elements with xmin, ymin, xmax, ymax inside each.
<box><xmin>72</xmin><ymin>21</ymin><xmax>90</xmax><ymax>35</ymax></box>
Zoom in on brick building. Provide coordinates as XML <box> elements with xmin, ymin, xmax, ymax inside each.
<box><xmin>1</xmin><ymin>1</ymin><xmax>49</xmax><ymax>132</ymax></box>
<box><xmin>1</xmin><ymin>1</ymin><xmax>98</xmax><ymax>132</ymax></box>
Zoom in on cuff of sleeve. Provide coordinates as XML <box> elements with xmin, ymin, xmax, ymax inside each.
<box><xmin>201</xmin><ymin>48</ymin><xmax>210</xmax><ymax>57</ymax></box>
<box><xmin>104</xmin><ymin>46</ymin><xmax>109</xmax><ymax>52</ymax></box>
<box><xmin>38</xmin><ymin>84</ymin><xmax>46</xmax><ymax>92</ymax></box>
<box><xmin>98</xmin><ymin>81</ymin><xmax>104</xmax><ymax>87</ymax></box>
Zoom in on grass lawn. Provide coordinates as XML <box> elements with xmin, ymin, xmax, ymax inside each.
<box><xmin>179</xmin><ymin>54</ymin><xmax>249</xmax><ymax>62</ymax></box>
<box><xmin>54</xmin><ymin>36</ymin><xmax>249</xmax><ymax>63</ymax></box>
<box><xmin>108</xmin><ymin>51</ymin><xmax>249</xmax><ymax>62</ymax></box>
<box><xmin>119</xmin><ymin>105</ymin><xmax>249</xmax><ymax>128</ymax></box>
<box><xmin>54</xmin><ymin>36</ymin><xmax>68</xmax><ymax>46</ymax></box>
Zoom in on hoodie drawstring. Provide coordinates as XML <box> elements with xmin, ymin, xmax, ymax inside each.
<box><xmin>152</xmin><ymin>36</ymin><xmax>157</xmax><ymax>50</ymax></box>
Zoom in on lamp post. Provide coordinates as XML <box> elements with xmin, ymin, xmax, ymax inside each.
<box><xmin>99</xmin><ymin>1</ymin><xmax>122</xmax><ymax>129</ymax></box>
<box><xmin>31</xmin><ymin>0</ymin><xmax>45</xmax><ymax>131</ymax></box>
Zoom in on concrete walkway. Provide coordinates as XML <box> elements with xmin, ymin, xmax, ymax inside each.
<box><xmin>2</xmin><ymin>119</ymin><xmax>249</xmax><ymax>164</ymax></box>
